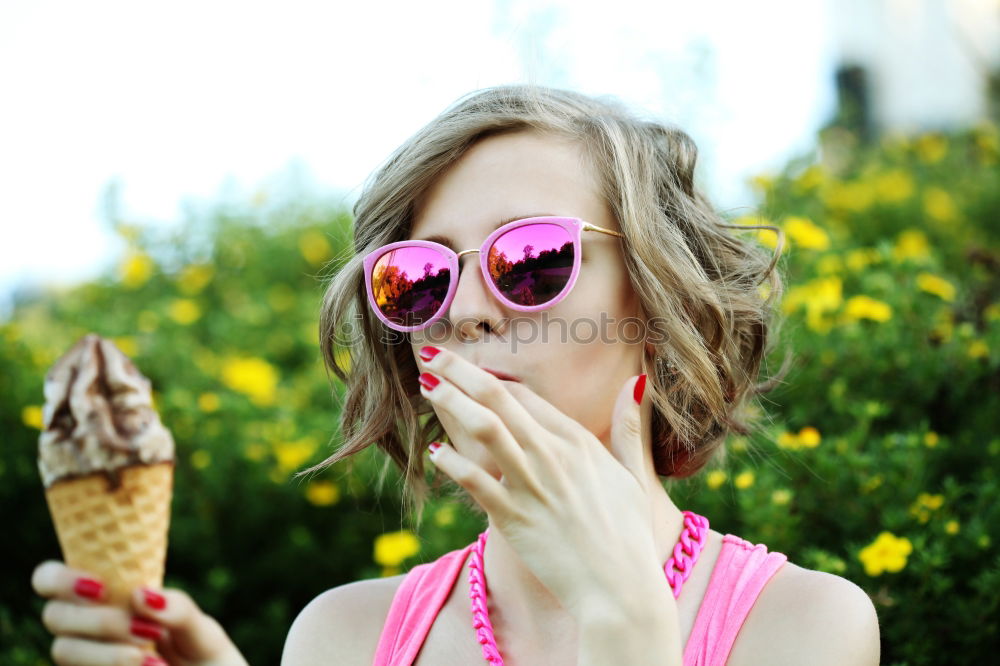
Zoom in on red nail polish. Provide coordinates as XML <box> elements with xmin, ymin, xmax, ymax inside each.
<box><xmin>142</xmin><ymin>655</ymin><xmax>169</xmax><ymax>666</ymax></box>
<box><xmin>419</xmin><ymin>372</ymin><xmax>440</xmax><ymax>391</ymax></box>
<box><xmin>633</xmin><ymin>374</ymin><xmax>647</xmax><ymax>405</ymax></box>
<box><xmin>74</xmin><ymin>577</ymin><xmax>104</xmax><ymax>601</ymax></box>
<box><xmin>427</xmin><ymin>442</ymin><xmax>442</xmax><ymax>455</ymax></box>
<box><xmin>419</xmin><ymin>346</ymin><xmax>441</xmax><ymax>362</ymax></box>
<box><xmin>143</xmin><ymin>588</ymin><xmax>167</xmax><ymax>610</ymax></box>
<box><xmin>130</xmin><ymin>617</ymin><xmax>164</xmax><ymax>641</ymax></box>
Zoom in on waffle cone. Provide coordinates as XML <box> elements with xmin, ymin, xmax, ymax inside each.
<box><xmin>44</xmin><ymin>461</ymin><xmax>174</xmax><ymax>608</ymax></box>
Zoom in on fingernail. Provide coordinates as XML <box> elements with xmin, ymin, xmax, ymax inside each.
<box><xmin>74</xmin><ymin>577</ymin><xmax>104</xmax><ymax>601</ymax></box>
<box><xmin>143</xmin><ymin>588</ymin><xmax>167</xmax><ymax>611</ymax></box>
<box><xmin>633</xmin><ymin>374</ymin><xmax>647</xmax><ymax>405</ymax></box>
<box><xmin>427</xmin><ymin>442</ymin><xmax>442</xmax><ymax>456</ymax></box>
<box><xmin>130</xmin><ymin>617</ymin><xmax>164</xmax><ymax>640</ymax></box>
<box><xmin>418</xmin><ymin>372</ymin><xmax>440</xmax><ymax>391</ymax></box>
<box><xmin>419</xmin><ymin>346</ymin><xmax>441</xmax><ymax>362</ymax></box>
<box><xmin>142</xmin><ymin>656</ymin><xmax>169</xmax><ymax>666</ymax></box>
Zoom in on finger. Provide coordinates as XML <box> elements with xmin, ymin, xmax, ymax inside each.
<box><xmin>609</xmin><ymin>374</ymin><xmax>651</xmax><ymax>484</ymax></box>
<box><xmin>426</xmin><ymin>441</ymin><xmax>513</xmax><ymax>522</ymax></box>
<box><xmin>42</xmin><ymin>599</ymin><xmax>165</xmax><ymax>647</ymax></box>
<box><xmin>418</xmin><ymin>367</ymin><xmax>531</xmax><ymax>485</ymax></box>
<box><xmin>131</xmin><ymin>585</ymin><xmax>234</xmax><ymax>661</ymax></box>
<box><xmin>50</xmin><ymin>635</ymin><xmax>162</xmax><ymax>666</ymax></box>
<box><xmin>33</xmin><ymin>561</ymin><xmax>108</xmax><ymax>604</ymax></box>
<box><xmin>416</xmin><ymin>346</ymin><xmax>547</xmax><ymax>451</ymax></box>
<box><xmin>501</xmin><ymin>380</ymin><xmax>591</xmax><ymax>443</ymax></box>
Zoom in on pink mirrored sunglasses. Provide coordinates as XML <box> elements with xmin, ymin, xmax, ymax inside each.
<box><xmin>362</xmin><ymin>215</ymin><xmax>624</xmax><ymax>332</ymax></box>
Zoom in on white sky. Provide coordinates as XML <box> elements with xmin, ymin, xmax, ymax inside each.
<box><xmin>0</xmin><ymin>0</ymin><xmax>836</xmax><ymax>319</ymax></box>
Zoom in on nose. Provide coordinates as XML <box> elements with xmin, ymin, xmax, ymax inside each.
<box><xmin>448</xmin><ymin>253</ymin><xmax>507</xmax><ymax>340</ymax></box>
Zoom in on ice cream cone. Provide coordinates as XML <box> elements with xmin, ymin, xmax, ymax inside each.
<box><xmin>43</xmin><ymin>461</ymin><xmax>174</xmax><ymax>607</ymax></box>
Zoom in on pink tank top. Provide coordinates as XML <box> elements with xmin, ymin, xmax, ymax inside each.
<box><xmin>372</xmin><ymin>533</ymin><xmax>787</xmax><ymax>666</ymax></box>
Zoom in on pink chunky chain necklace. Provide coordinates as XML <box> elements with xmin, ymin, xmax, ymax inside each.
<box><xmin>467</xmin><ymin>510</ymin><xmax>710</xmax><ymax>665</ymax></box>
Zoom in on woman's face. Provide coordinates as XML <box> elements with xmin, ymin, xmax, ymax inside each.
<box><xmin>409</xmin><ymin>129</ymin><xmax>646</xmax><ymax>479</ymax></box>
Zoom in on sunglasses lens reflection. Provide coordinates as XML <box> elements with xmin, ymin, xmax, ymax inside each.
<box><xmin>488</xmin><ymin>223</ymin><xmax>574</xmax><ymax>306</ymax></box>
<box><xmin>371</xmin><ymin>247</ymin><xmax>450</xmax><ymax>328</ymax></box>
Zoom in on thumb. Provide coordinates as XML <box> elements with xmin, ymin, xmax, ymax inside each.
<box><xmin>131</xmin><ymin>585</ymin><xmax>245</xmax><ymax>663</ymax></box>
<box><xmin>608</xmin><ymin>373</ymin><xmax>649</xmax><ymax>483</ymax></box>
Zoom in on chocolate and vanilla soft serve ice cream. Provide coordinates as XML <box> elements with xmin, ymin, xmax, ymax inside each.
<box><xmin>38</xmin><ymin>334</ymin><xmax>175</xmax><ymax>490</ymax></box>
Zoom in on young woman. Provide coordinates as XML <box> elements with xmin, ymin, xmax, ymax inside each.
<box><xmin>32</xmin><ymin>85</ymin><xmax>880</xmax><ymax>665</ymax></box>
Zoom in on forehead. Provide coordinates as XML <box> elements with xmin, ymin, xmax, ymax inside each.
<box><xmin>409</xmin><ymin>130</ymin><xmax>612</xmax><ymax>243</ymax></box>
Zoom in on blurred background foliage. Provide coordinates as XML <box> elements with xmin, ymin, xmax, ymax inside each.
<box><xmin>3</xmin><ymin>119</ymin><xmax>999</xmax><ymax>664</ymax></box>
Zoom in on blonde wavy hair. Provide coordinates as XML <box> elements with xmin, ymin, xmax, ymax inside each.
<box><xmin>298</xmin><ymin>84</ymin><xmax>790</xmax><ymax>530</ymax></box>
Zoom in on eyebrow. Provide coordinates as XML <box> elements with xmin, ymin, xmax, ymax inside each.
<box><xmin>414</xmin><ymin>213</ymin><xmax>556</xmax><ymax>249</ymax></box>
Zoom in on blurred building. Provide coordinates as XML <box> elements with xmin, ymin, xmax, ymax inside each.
<box><xmin>827</xmin><ymin>0</ymin><xmax>999</xmax><ymax>137</ymax></box>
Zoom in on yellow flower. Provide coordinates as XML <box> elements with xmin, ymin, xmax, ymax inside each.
<box><xmin>221</xmin><ymin>357</ymin><xmax>279</xmax><ymax>406</ymax></box>
<box><xmin>176</xmin><ymin>264</ymin><xmax>214</xmax><ymax>295</ymax></box>
<box><xmin>730</xmin><ymin>436</ymin><xmax>748</xmax><ymax>453</ymax></box>
<box><xmin>734</xmin><ymin>470</ymin><xmax>755</xmax><ymax>489</ymax></box>
<box><xmin>22</xmin><ymin>405</ymin><xmax>44</xmax><ymax>430</ymax></box>
<box><xmin>120</xmin><ymin>252</ymin><xmax>154</xmax><ymax>288</ymax></box>
<box><xmin>915</xmin><ymin>133</ymin><xmax>947</xmax><ymax>163</ymax></box>
<box><xmin>732</xmin><ymin>215</ymin><xmax>781</xmax><ymax>250</ymax></box>
<box><xmin>111</xmin><ymin>336</ymin><xmax>138</xmax><ymax>358</ymax></box>
<box><xmin>168</xmin><ymin>299</ymin><xmax>202</xmax><ymax>325</ymax></box>
<box><xmin>771</xmin><ymin>489</ymin><xmax>792</xmax><ymax>506</ymax></box>
<box><xmin>909</xmin><ymin>492</ymin><xmax>944</xmax><ymax>524</ymax></box>
<box><xmin>924</xmin><ymin>432</ymin><xmax>939</xmax><ymax>448</ymax></box>
<box><xmin>782</xmin><ymin>276</ymin><xmax>842</xmax><ymax>333</ymax></box>
<box><xmin>374</xmin><ymin>530</ymin><xmax>421</xmax><ymax>567</ymax></box>
<box><xmin>816</xmin><ymin>255</ymin><xmax>844</xmax><ymax>275</ymax></box>
<box><xmin>843</xmin><ymin>295</ymin><xmax>893</xmax><ymax>323</ymax></box>
<box><xmin>792</xmin><ymin>165</ymin><xmax>824</xmax><ymax>193</ymax></box>
<box><xmin>859</xmin><ymin>531</ymin><xmax>913</xmax><ymax>576</ymax></box>
<box><xmin>917</xmin><ymin>492</ymin><xmax>944</xmax><ymax>510</ymax></box>
<box><xmin>845</xmin><ymin>248</ymin><xmax>881</xmax><ymax>271</ymax></box>
<box><xmin>197</xmin><ymin>392</ymin><xmax>221</xmax><ymax>412</ymax></box>
<box><xmin>916</xmin><ymin>272</ymin><xmax>956</xmax><ymax>302</ymax></box>
<box><xmin>944</xmin><ymin>520</ymin><xmax>960</xmax><ymax>535</ymax></box>
<box><xmin>706</xmin><ymin>469</ymin><xmax>727</xmax><ymax>490</ymax></box>
<box><xmin>749</xmin><ymin>173</ymin><xmax>775</xmax><ymax>194</ymax></box>
<box><xmin>777</xmin><ymin>431</ymin><xmax>800</xmax><ymax>450</ymax></box>
<box><xmin>434</xmin><ymin>503</ymin><xmax>457</xmax><ymax>527</ymax></box>
<box><xmin>822</xmin><ymin>181</ymin><xmax>875</xmax><ymax>212</ymax></box>
<box><xmin>191</xmin><ymin>450</ymin><xmax>212</xmax><ymax>470</ymax></box>
<box><xmin>273</xmin><ymin>436</ymin><xmax>318</xmax><ymax>473</ymax></box>
<box><xmin>305</xmin><ymin>480</ymin><xmax>341</xmax><ymax>506</ymax></box>
<box><xmin>923</xmin><ymin>187</ymin><xmax>958</xmax><ymax>223</ymax></box>
<box><xmin>861</xmin><ymin>474</ymin><xmax>884</xmax><ymax>494</ymax></box>
<box><xmin>874</xmin><ymin>169</ymin><xmax>915</xmax><ymax>203</ymax></box>
<box><xmin>892</xmin><ymin>229</ymin><xmax>931</xmax><ymax>263</ymax></box>
<box><xmin>797</xmin><ymin>427</ymin><xmax>821</xmax><ymax>448</ymax></box>
<box><xmin>967</xmin><ymin>340</ymin><xmax>989</xmax><ymax>359</ymax></box>
<box><xmin>973</xmin><ymin>123</ymin><xmax>999</xmax><ymax>164</ymax></box>
<box><xmin>783</xmin><ymin>216</ymin><xmax>830</xmax><ymax>251</ymax></box>
<box><xmin>244</xmin><ymin>443</ymin><xmax>267</xmax><ymax>462</ymax></box>
<box><xmin>299</xmin><ymin>231</ymin><xmax>332</xmax><ymax>266</ymax></box>
<box><xmin>757</xmin><ymin>282</ymin><xmax>772</xmax><ymax>300</ymax></box>
<box><xmin>930</xmin><ymin>308</ymin><xmax>954</xmax><ymax>343</ymax></box>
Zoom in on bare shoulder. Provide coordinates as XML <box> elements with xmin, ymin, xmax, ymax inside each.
<box><xmin>281</xmin><ymin>574</ymin><xmax>407</xmax><ymax>666</ymax></box>
<box><xmin>727</xmin><ymin>562</ymin><xmax>881</xmax><ymax>666</ymax></box>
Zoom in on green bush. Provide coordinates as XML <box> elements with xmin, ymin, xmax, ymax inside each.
<box><xmin>3</xmin><ymin>122</ymin><xmax>998</xmax><ymax>664</ymax></box>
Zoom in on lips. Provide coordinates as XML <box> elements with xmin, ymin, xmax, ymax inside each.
<box><xmin>481</xmin><ymin>367</ymin><xmax>520</xmax><ymax>382</ymax></box>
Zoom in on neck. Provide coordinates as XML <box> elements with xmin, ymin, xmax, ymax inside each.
<box><xmin>481</xmin><ymin>458</ymin><xmax>686</xmax><ymax>636</ymax></box>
